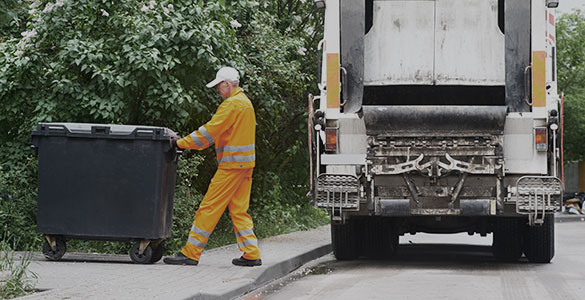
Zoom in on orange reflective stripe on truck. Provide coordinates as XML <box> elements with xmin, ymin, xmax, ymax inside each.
<box><xmin>326</xmin><ymin>53</ymin><xmax>340</xmax><ymax>109</ymax></box>
<box><xmin>532</xmin><ymin>51</ymin><xmax>546</xmax><ymax>107</ymax></box>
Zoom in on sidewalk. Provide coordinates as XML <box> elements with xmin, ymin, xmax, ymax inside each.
<box><xmin>18</xmin><ymin>226</ymin><xmax>331</xmax><ymax>300</ymax></box>
<box><xmin>555</xmin><ymin>212</ymin><xmax>585</xmax><ymax>223</ymax></box>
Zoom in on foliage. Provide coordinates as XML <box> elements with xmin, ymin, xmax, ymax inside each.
<box><xmin>0</xmin><ymin>0</ymin><xmax>327</xmax><ymax>254</ymax></box>
<box><xmin>562</xmin><ymin>91</ymin><xmax>585</xmax><ymax>162</ymax></box>
<box><xmin>0</xmin><ymin>0</ymin><xmax>29</xmax><ymax>40</ymax></box>
<box><xmin>557</xmin><ymin>9</ymin><xmax>585</xmax><ymax>95</ymax></box>
<box><xmin>557</xmin><ymin>10</ymin><xmax>585</xmax><ymax>162</ymax></box>
<box><xmin>0</xmin><ymin>148</ymin><xmax>41</xmax><ymax>251</ymax></box>
<box><xmin>0</xmin><ymin>242</ymin><xmax>37</xmax><ymax>299</ymax></box>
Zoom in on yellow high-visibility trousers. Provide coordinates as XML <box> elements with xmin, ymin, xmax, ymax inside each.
<box><xmin>181</xmin><ymin>168</ymin><xmax>261</xmax><ymax>261</ymax></box>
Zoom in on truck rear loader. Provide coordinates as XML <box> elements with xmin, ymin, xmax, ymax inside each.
<box><xmin>308</xmin><ymin>0</ymin><xmax>563</xmax><ymax>263</ymax></box>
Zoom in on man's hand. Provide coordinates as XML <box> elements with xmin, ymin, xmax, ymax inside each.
<box><xmin>170</xmin><ymin>137</ymin><xmax>180</xmax><ymax>149</ymax></box>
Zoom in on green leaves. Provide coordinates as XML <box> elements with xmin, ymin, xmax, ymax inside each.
<box><xmin>563</xmin><ymin>91</ymin><xmax>585</xmax><ymax>162</ymax></box>
<box><xmin>0</xmin><ymin>0</ymin><xmax>327</xmax><ymax>253</ymax></box>
<box><xmin>1</xmin><ymin>0</ymin><xmax>236</xmax><ymax>128</ymax></box>
<box><xmin>557</xmin><ymin>10</ymin><xmax>585</xmax><ymax>95</ymax></box>
<box><xmin>557</xmin><ymin>10</ymin><xmax>585</xmax><ymax>162</ymax></box>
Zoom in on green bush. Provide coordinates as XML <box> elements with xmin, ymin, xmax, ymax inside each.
<box><xmin>557</xmin><ymin>11</ymin><xmax>585</xmax><ymax>162</ymax></box>
<box><xmin>0</xmin><ymin>0</ymin><xmax>327</xmax><ymax>254</ymax></box>
<box><xmin>0</xmin><ymin>146</ymin><xmax>42</xmax><ymax>251</ymax></box>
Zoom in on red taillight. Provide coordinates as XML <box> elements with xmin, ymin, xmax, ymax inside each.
<box><xmin>325</xmin><ymin>128</ymin><xmax>337</xmax><ymax>151</ymax></box>
<box><xmin>535</xmin><ymin>127</ymin><xmax>548</xmax><ymax>151</ymax></box>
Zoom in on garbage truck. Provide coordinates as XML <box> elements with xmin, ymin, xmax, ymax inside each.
<box><xmin>308</xmin><ymin>0</ymin><xmax>563</xmax><ymax>263</ymax></box>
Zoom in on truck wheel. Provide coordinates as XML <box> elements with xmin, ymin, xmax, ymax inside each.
<box><xmin>492</xmin><ymin>217</ymin><xmax>524</xmax><ymax>262</ymax></box>
<box><xmin>523</xmin><ymin>215</ymin><xmax>555</xmax><ymax>263</ymax></box>
<box><xmin>129</xmin><ymin>241</ymin><xmax>153</xmax><ymax>264</ymax></box>
<box><xmin>331</xmin><ymin>219</ymin><xmax>358</xmax><ymax>260</ymax></box>
<box><xmin>361</xmin><ymin>218</ymin><xmax>398</xmax><ymax>259</ymax></box>
<box><xmin>42</xmin><ymin>238</ymin><xmax>66</xmax><ymax>261</ymax></box>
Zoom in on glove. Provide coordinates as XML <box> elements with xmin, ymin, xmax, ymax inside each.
<box><xmin>170</xmin><ymin>137</ymin><xmax>180</xmax><ymax>149</ymax></box>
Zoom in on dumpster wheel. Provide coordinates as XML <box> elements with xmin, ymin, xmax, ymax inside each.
<box><xmin>42</xmin><ymin>236</ymin><xmax>66</xmax><ymax>261</ymax></box>
<box><xmin>129</xmin><ymin>240</ymin><xmax>153</xmax><ymax>264</ymax></box>
<box><xmin>150</xmin><ymin>242</ymin><xmax>164</xmax><ymax>263</ymax></box>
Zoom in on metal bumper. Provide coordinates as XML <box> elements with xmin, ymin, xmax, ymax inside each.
<box><xmin>377</xmin><ymin>199</ymin><xmax>497</xmax><ymax>216</ymax></box>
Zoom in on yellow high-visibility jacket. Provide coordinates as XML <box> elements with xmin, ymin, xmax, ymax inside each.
<box><xmin>177</xmin><ymin>87</ymin><xmax>256</xmax><ymax>169</ymax></box>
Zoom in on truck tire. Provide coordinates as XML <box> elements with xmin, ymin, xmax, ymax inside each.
<box><xmin>331</xmin><ymin>219</ymin><xmax>358</xmax><ymax>260</ymax></box>
<box><xmin>523</xmin><ymin>215</ymin><xmax>555</xmax><ymax>263</ymax></box>
<box><xmin>492</xmin><ymin>217</ymin><xmax>524</xmax><ymax>262</ymax></box>
<box><xmin>360</xmin><ymin>218</ymin><xmax>398</xmax><ymax>259</ymax></box>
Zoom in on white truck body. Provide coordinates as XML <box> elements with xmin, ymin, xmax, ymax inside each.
<box><xmin>310</xmin><ymin>0</ymin><xmax>563</xmax><ymax>262</ymax></box>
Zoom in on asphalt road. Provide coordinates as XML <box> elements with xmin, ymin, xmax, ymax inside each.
<box><xmin>242</xmin><ymin>221</ymin><xmax>585</xmax><ymax>300</ymax></box>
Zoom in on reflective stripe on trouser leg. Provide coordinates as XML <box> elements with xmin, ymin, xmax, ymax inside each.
<box><xmin>181</xmin><ymin>169</ymin><xmax>244</xmax><ymax>261</ymax></box>
<box><xmin>229</xmin><ymin>168</ymin><xmax>261</xmax><ymax>260</ymax></box>
<box><xmin>235</xmin><ymin>228</ymin><xmax>259</xmax><ymax>258</ymax></box>
<box><xmin>180</xmin><ymin>224</ymin><xmax>210</xmax><ymax>261</ymax></box>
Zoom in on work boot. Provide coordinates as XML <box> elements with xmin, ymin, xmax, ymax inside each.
<box><xmin>163</xmin><ymin>253</ymin><xmax>199</xmax><ymax>265</ymax></box>
<box><xmin>232</xmin><ymin>256</ymin><xmax>262</xmax><ymax>267</ymax></box>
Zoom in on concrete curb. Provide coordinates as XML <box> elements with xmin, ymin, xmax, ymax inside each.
<box><xmin>555</xmin><ymin>215</ymin><xmax>585</xmax><ymax>223</ymax></box>
<box><xmin>191</xmin><ymin>243</ymin><xmax>332</xmax><ymax>300</ymax></box>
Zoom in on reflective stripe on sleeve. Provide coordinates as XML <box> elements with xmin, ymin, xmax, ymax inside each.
<box><xmin>218</xmin><ymin>154</ymin><xmax>256</xmax><ymax>163</ymax></box>
<box><xmin>189</xmin><ymin>131</ymin><xmax>204</xmax><ymax>147</ymax></box>
<box><xmin>187</xmin><ymin>236</ymin><xmax>206</xmax><ymax>249</ymax></box>
<box><xmin>237</xmin><ymin>239</ymin><xmax>258</xmax><ymax>248</ymax></box>
<box><xmin>235</xmin><ymin>229</ymin><xmax>256</xmax><ymax>238</ymax></box>
<box><xmin>191</xmin><ymin>225</ymin><xmax>211</xmax><ymax>238</ymax></box>
<box><xmin>199</xmin><ymin>126</ymin><xmax>214</xmax><ymax>143</ymax></box>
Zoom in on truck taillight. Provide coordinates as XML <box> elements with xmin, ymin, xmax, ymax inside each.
<box><xmin>325</xmin><ymin>128</ymin><xmax>337</xmax><ymax>151</ymax></box>
<box><xmin>535</xmin><ymin>127</ymin><xmax>548</xmax><ymax>151</ymax></box>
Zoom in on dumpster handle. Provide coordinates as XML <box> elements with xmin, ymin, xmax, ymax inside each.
<box><xmin>44</xmin><ymin>124</ymin><xmax>68</xmax><ymax>136</ymax></box>
<box><xmin>133</xmin><ymin>128</ymin><xmax>162</xmax><ymax>139</ymax></box>
<box><xmin>91</xmin><ymin>126</ymin><xmax>110</xmax><ymax>135</ymax></box>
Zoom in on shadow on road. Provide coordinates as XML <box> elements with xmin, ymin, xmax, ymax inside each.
<box><xmin>319</xmin><ymin>243</ymin><xmax>538</xmax><ymax>274</ymax></box>
<box><xmin>31</xmin><ymin>252</ymin><xmax>135</xmax><ymax>265</ymax></box>
<box><xmin>395</xmin><ymin>243</ymin><xmax>494</xmax><ymax>263</ymax></box>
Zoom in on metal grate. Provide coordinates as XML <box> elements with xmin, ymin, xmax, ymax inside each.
<box><xmin>316</xmin><ymin>174</ymin><xmax>360</xmax><ymax>210</ymax></box>
<box><xmin>515</xmin><ymin>176</ymin><xmax>562</xmax><ymax>225</ymax></box>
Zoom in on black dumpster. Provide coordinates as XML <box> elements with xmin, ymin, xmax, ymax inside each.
<box><xmin>31</xmin><ymin>123</ymin><xmax>181</xmax><ymax>264</ymax></box>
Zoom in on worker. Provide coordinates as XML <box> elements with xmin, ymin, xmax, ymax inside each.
<box><xmin>163</xmin><ymin>66</ymin><xmax>262</xmax><ymax>267</ymax></box>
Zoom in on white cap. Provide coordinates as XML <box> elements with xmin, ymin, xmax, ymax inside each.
<box><xmin>206</xmin><ymin>67</ymin><xmax>240</xmax><ymax>88</ymax></box>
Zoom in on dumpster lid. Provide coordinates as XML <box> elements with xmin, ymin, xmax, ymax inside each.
<box><xmin>32</xmin><ymin>123</ymin><xmax>179</xmax><ymax>140</ymax></box>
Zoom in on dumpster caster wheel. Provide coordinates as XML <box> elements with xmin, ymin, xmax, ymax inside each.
<box><xmin>42</xmin><ymin>238</ymin><xmax>66</xmax><ymax>261</ymax></box>
<box><xmin>150</xmin><ymin>243</ymin><xmax>164</xmax><ymax>263</ymax></box>
<box><xmin>130</xmin><ymin>241</ymin><xmax>153</xmax><ymax>264</ymax></box>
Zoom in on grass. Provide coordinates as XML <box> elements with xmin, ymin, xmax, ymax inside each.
<box><xmin>0</xmin><ymin>244</ymin><xmax>37</xmax><ymax>299</ymax></box>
